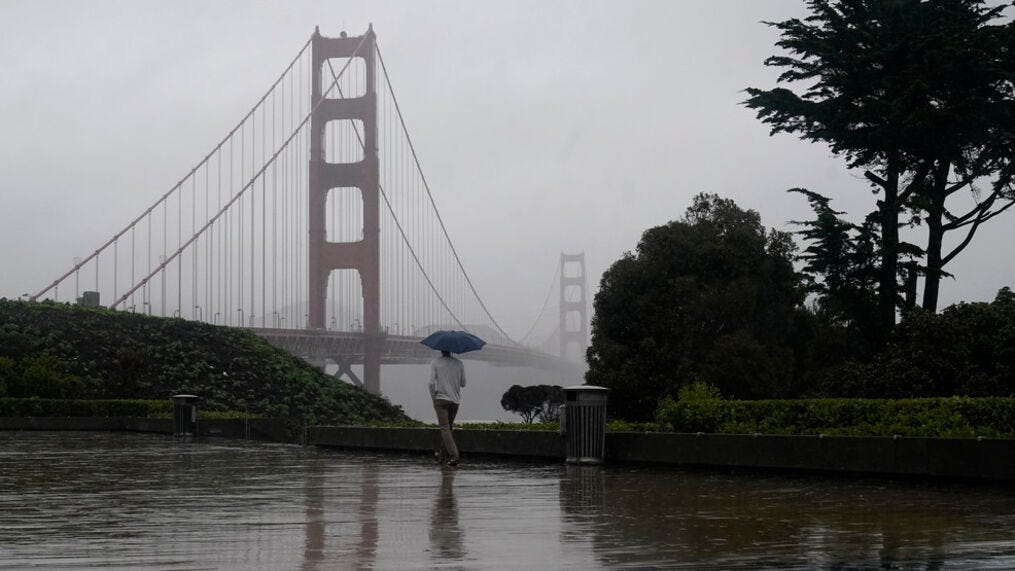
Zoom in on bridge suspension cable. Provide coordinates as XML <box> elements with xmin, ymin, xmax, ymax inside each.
<box><xmin>31</xmin><ymin>32</ymin><xmax>371</xmax><ymax>333</ymax></box>
<box><xmin>30</xmin><ymin>29</ymin><xmax>566</xmax><ymax>355</ymax></box>
<box><xmin>375</xmin><ymin>44</ymin><xmax>518</xmax><ymax>345</ymax></box>
<box><xmin>110</xmin><ymin>34</ymin><xmax>370</xmax><ymax>312</ymax></box>
<box><xmin>31</xmin><ymin>34</ymin><xmax>314</xmax><ymax>306</ymax></box>
<box><xmin>519</xmin><ymin>261</ymin><xmax>561</xmax><ymax>346</ymax></box>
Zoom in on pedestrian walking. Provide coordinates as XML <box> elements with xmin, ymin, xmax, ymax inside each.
<box><xmin>420</xmin><ymin>330</ymin><xmax>486</xmax><ymax>467</ymax></box>
<box><xmin>430</xmin><ymin>350</ymin><xmax>466</xmax><ymax>466</ymax></box>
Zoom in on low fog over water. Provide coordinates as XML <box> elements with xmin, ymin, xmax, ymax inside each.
<box><xmin>338</xmin><ymin>361</ymin><xmax>580</xmax><ymax>422</ymax></box>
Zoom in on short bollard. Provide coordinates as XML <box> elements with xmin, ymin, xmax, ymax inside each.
<box><xmin>171</xmin><ymin>394</ymin><xmax>200</xmax><ymax>436</ymax></box>
<box><xmin>561</xmin><ymin>385</ymin><xmax>609</xmax><ymax>465</ymax></box>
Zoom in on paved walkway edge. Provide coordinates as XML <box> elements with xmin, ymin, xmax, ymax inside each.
<box><xmin>310</xmin><ymin>426</ymin><xmax>1015</xmax><ymax>480</ymax></box>
<box><xmin>6</xmin><ymin>419</ymin><xmax>1014</xmax><ymax>480</ymax></box>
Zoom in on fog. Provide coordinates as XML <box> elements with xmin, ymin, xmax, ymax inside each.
<box><xmin>2</xmin><ymin>1</ymin><xmax>1013</xmax><ymax>420</ymax></box>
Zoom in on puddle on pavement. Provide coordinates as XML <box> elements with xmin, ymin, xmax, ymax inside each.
<box><xmin>2</xmin><ymin>431</ymin><xmax>1015</xmax><ymax>570</ymax></box>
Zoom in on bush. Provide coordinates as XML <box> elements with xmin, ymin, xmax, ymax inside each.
<box><xmin>605</xmin><ymin>420</ymin><xmax>660</xmax><ymax>432</ymax></box>
<box><xmin>0</xmin><ymin>299</ymin><xmax>409</xmax><ymax>426</ymax></box>
<box><xmin>655</xmin><ymin>395</ymin><xmax>1015</xmax><ymax>438</ymax></box>
<box><xmin>662</xmin><ymin>381</ymin><xmax>726</xmax><ymax>432</ymax></box>
<box><xmin>0</xmin><ymin>354</ymin><xmax>87</xmax><ymax>399</ymax></box>
<box><xmin>814</xmin><ymin>290</ymin><xmax>1015</xmax><ymax>398</ymax></box>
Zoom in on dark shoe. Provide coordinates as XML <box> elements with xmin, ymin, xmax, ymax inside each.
<box><xmin>446</xmin><ymin>458</ymin><xmax>459</xmax><ymax>467</ymax></box>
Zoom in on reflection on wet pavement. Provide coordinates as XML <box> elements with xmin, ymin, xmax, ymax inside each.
<box><xmin>2</xmin><ymin>431</ymin><xmax>1015</xmax><ymax>569</ymax></box>
<box><xmin>429</xmin><ymin>468</ymin><xmax>465</xmax><ymax>565</ymax></box>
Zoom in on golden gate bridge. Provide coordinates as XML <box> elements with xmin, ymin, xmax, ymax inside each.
<box><xmin>30</xmin><ymin>26</ymin><xmax>587</xmax><ymax>395</ymax></box>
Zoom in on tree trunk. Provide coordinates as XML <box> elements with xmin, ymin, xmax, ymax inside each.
<box><xmin>922</xmin><ymin>161</ymin><xmax>950</xmax><ymax>313</ymax></box>
<box><xmin>904</xmin><ymin>261</ymin><xmax>919</xmax><ymax>310</ymax></box>
<box><xmin>877</xmin><ymin>159</ymin><xmax>901</xmax><ymax>338</ymax></box>
<box><xmin>922</xmin><ymin>197</ymin><xmax>945</xmax><ymax>313</ymax></box>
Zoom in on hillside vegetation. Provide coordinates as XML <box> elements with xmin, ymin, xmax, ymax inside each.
<box><xmin>0</xmin><ymin>299</ymin><xmax>409</xmax><ymax>425</ymax></box>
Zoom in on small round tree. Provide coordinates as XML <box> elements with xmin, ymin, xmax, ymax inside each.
<box><xmin>500</xmin><ymin>384</ymin><xmax>564</xmax><ymax>423</ymax></box>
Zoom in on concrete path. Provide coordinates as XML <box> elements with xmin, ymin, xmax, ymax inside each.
<box><xmin>2</xmin><ymin>431</ymin><xmax>1015</xmax><ymax>569</ymax></box>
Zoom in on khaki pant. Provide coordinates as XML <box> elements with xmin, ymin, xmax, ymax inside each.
<box><xmin>433</xmin><ymin>399</ymin><xmax>460</xmax><ymax>460</ymax></box>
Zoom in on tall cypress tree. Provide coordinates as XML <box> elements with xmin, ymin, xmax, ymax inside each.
<box><xmin>746</xmin><ymin>0</ymin><xmax>1015</xmax><ymax>329</ymax></box>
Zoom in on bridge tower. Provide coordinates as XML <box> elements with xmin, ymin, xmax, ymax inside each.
<box><xmin>559</xmin><ymin>252</ymin><xmax>588</xmax><ymax>362</ymax></box>
<box><xmin>308</xmin><ymin>27</ymin><xmax>382</xmax><ymax>395</ymax></box>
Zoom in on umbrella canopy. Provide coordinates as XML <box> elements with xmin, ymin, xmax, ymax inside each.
<box><xmin>420</xmin><ymin>330</ymin><xmax>487</xmax><ymax>354</ymax></box>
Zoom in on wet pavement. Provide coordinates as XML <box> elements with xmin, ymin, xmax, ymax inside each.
<box><xmin>2</xmin><ymin>432</ymin><xmax>1015</xmax><ymax>570</ymax></box>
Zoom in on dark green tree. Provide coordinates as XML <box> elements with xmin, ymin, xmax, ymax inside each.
<box><xmin>789</xmin><ymin>188</ymin><xmax>890</xmax><ymax>358</ymax></box>
<box><xmin>790</xmin><ymin>189</ymin><xmax>878</xmax><ymax>324</ymax></box>
<box><xmin>585</xmin><ymin>194</ymin><xmax>807</xmax><ymax>421</ymax></box>
<box><xmin>814</xmin><ymin>287</ymin><xmax>1015</xmax><ymax>398</ymax></box>
<box><xmin>746</xmin><ymin>0</ymin><xmax>1015</xmax><ymax>328</ymax></box>
<box><xmin>500</xmin><ymin>384</ymin><xmax>564</xmax><ymax>423</ymax></box>
<box><xmin>901</xmin><ymin>2</ymin><xmax>1015</xmax><ymax>312</ymax></box>
<box><xmin>535</xmin><ymin>385</ymin><xmax>565</xmax><ymax>423</ymax></box>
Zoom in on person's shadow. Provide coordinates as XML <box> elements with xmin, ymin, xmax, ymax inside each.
<box><xmin>429</xmin><ymin>467</ymin><xmax>466</xmax><ymax>563</ymax></box>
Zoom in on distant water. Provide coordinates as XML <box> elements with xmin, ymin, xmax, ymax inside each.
<box><xmin>3</xmin><ymin>431</ymin><xmax>1015</xmax><ymax>570</ymax></box>
<box><xmin>354</xmin><ymin>361</ymin><xmax>583</xmax><ymax>422</ymax></box>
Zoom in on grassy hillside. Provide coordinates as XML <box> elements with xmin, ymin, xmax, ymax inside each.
<box><xmin>0</xmin><ymin>299</ymin><xmax>409</xmax><ymax>425</ymax></box>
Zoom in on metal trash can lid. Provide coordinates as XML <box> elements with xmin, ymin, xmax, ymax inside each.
<box><xmin>563</xmin><ymin>385</ymin><xmax>609</xmax><ymax>402</ymax></box>
<box><xmin>171</xmin><ymin>394</ymin><xmax>200</xmax><ymax>403</ymax></box>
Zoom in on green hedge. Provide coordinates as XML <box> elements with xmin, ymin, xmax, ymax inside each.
<box><xmin>363</xmin><ymin>420</ymin><xmax>660</xmax><ymax>433</ymax></box>
<box><xmin>655</xmin><ymin>396</ymin><xmax>1015</xmax><ymax>438</ymax></box>
<box><xmin>361</xmin><ymin>421</ymin><xmax>553</xmax><ymax>431</ymax></box>
<box><xmin>0</xmin><ymin>398</ymin><xmax>172</xmax><ymax>418</ymax></box>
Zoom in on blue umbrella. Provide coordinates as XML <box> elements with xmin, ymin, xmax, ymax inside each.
<box><xmin>420</xmin><ymin>330</ymin><xmax>487</xmax><ymax>354</ymax></box>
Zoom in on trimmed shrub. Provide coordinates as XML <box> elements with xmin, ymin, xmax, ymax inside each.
<box><xmin>655</xmin><ymin>396</ymin><xmax>1015</xmax><ymax>438</ymax></box>
<box><xmin>363</xmin><ymin>420</ymin><xmax>660</xmax><ymax>433</ymax></box>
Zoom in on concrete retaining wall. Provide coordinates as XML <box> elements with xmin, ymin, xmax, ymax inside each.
<box><xmin>9</xmin><ymin>419</ymin><xmax>1014</xmax><ymax>480</ymax></box>
<box><xmin>310</xmin><ymin>426</ymin><xmax>564</xmax><ymax>459</ymax></box>
<box><xmin>605</xmin><ymin>432</ymin><xmax>1015</xmax><ymax>480</ymax></box>
<box><xmin>309</xmin><ymin>426</ymin><xmax>1015</xmax><ymax>480</ymax></box>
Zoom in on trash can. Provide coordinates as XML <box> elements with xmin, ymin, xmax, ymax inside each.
<box><xmin>561</xmin><ymin>385</ymin><xmax>609</xmax><ymax>465</ymax></box>
<box><xmin>171</xmin><ymin>394</ymin><xmax>200</xmax><ymax>436</ymax></box>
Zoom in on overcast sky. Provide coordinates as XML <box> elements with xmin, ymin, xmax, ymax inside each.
<box><xmin>3</xmin><ymin>0</ymin><xmax>1014</xmax><ymax>342</ymax></box>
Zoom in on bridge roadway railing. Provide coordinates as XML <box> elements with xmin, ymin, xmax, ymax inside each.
<box><xmin>249</xmin><ymin>328</ymin><xmax>583</xmax><ymax>374</ymax></box>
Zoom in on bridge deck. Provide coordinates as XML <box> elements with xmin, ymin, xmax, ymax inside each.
<box><xmin>250</xmin><ymin>328</ymin><xmax>584</xmax><ymax>374</ymax></box>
